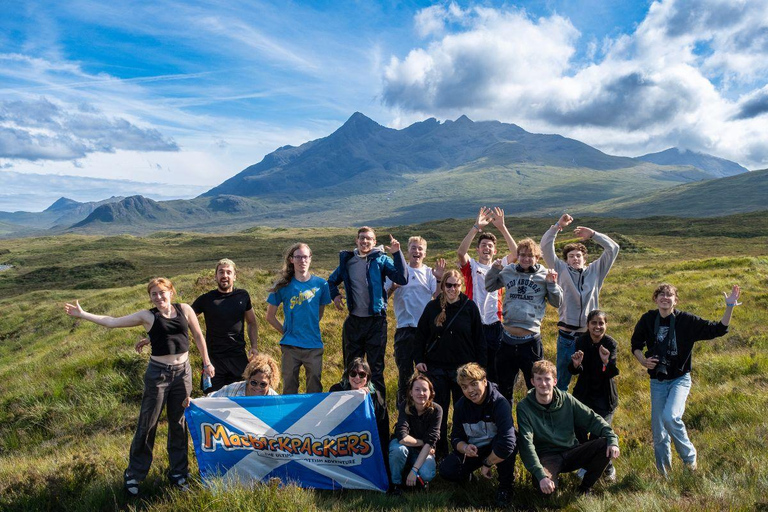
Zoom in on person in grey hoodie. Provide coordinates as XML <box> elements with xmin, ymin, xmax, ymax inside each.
<box><xmin>485</xmin><ymin>238</ymin><xmax>562</xmax><ymax>401</ymax></box>
<box><xmin>541</xmin><ymin>213</ymin><xmax>619</xmax><ymax>391</ymax></box>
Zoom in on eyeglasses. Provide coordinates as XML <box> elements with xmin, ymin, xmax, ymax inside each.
<box><xmin>248</xmin><ymin>380</ymin><xmax>270</xmax><ymax>389</ymax></box>
<box><xmin>444</xmin><ymin>282</ymin><xmax>460</xmax><ymax>289</ymax></box>
<box><xmin>291</xmin><ymin>255</ymin><xmax>311</xmax><ymax>261</ymax></box>
<box><xmin>349</xmin><ymin>370</ymin><xmax>367</xmax><ymax>379</ymax></box>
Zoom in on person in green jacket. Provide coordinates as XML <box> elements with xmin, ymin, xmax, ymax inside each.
<box><xmin>517</xmin><ymin>360</ymin><xmax>620</xmax><ymax>495</ymax></box>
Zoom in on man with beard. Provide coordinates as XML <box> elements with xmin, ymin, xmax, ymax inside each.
<box><xmin>191</xmin><ymin>259</ymin><xmax>258</xmax><ymax>392</ymax></box>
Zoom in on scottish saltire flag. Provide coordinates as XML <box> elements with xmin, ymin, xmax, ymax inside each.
<box><xmin>185</xmin><ymin>390</ymin><xmax>388</xmax><ymax>491</ymax></box>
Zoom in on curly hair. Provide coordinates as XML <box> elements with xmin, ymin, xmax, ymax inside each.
<box><xmin>242</xmin><ymin>353</ymin><xmax>281</xmax><ymax>389</ymax></box>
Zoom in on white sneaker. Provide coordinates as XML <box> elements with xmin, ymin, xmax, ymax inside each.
<box><xmin>604</xmin><ymin>465</ymin><xmax>616</xmax><ymax>482</ymax></box>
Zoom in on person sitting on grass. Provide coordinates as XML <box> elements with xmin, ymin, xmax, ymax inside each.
<box><xmin>439</xmin><ymin>363</ymin><xmax>517</xmax><ymax>509</ymax></box>
<box><xmin>517</xmin><ymin>360</ymin><xmax>619</xmax><ymax>496</ymax></box>
<box><xmin>567</xmin><ymin>310</ymin><xmax>619</xmax><ymax>482</ymax></box>
<box><xmin>389</xmin><ymin>372</ymin><xmax>442</xmax><ymax>495</ymax></box>
<box><xmin>631</xmin><ymin>283</ymin><xmax>741</xmax><ymax>476</ymax></box>
<box><xmin>329</xmin><ymin>357</ymin><xmax>390</xmax><ymax>474</ymax></box>
<box><xmin>209</xmin><ymin>353</ymin><xmax>281</xmax><ymax>397</ymax></box>
<box><xmin>64</xmin><ymin>278</ymin><xmax>215</xmax><ymax>497</ymax></box>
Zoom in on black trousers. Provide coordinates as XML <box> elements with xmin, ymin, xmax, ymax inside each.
<box><xmin>440</xmin><ymin>442</ymin><xmax>517</xmax><ymax>490</ymax></box>
<box><xmin>496</xmin><ymin>334</ymin><xmax>543</xmax><ymax>401</ymax></box>
<box><xmin>424</xmin><ymin>365</ymin><xmax>463</xmax><ymax>457</ymax></box>
<box><xmin>205</xmin><ymin>352</ymin><xmax>248</xmax><ymax>392</ymax></box>
<box><xmin>535</xmin><ymin>437</ymin><xmax>611</xmax><ymax>491</ymax></box>
<box><xmin>394</xmin><ymin>326</ymin><xmax>418</xmax><ymax>405</ymax></box>
<box><xmin>342</xmin><ymin>314</ymin><xmax>388</xmax><ymax>400</ymax></box>
<box><xmin>482</xmin><ymin>321</ymin><xmax>503</xmax><ymax>383</ymax></box>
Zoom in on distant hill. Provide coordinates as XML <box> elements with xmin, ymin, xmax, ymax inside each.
<box><xmin>637</xmin><ymin>147</ymin><xmax>748</xmax><ymax>178</ymax></box>
<box><xmin>4</xmin><ymin>113</ymin><xmax>760</xmax><ymax>236</ymax></box>
<box><xmin>586</xmin><ymin>168</ymin><xmax>768</xmax><ymax>218</ymax></box>
<box><xmin>0</xmin><ymin>196</ymin><xmax>124</xmax><ymax>231</ymax></box>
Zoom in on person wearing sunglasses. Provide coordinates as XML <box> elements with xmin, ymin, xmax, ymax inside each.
<box><xmin>413</xmin><ymin>269</ymin><xmax>486</xmax><ymax>457</ymax></box>
<box><xmin>329</xmin><ymin>357</ymin><xmax>390</xmax><ymax>475</ymax></box>
<box><xmin>209</xmin><ymin>353</ymin><xmax>280</xmax><ymax>397</ymax></box>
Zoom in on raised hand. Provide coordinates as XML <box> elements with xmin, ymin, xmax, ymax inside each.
<box><xmin>64</xmin><ymin>300</ymin><xmax>84</xmax><ymax>318</ymax></box>
<box><xmin>432</xmin><ymin>258</ymin><xmax>446</xmax><ymax>281</ymax></box>
<box><xmin>724</xmin><ymin>284</ymin><xmax>741</xmax><ymax>306</ymax></box>
<box><xmin>476</xmin><ymin>207</ymin><xmax>493</xmax><ymax>229</ymax></box>
<box><xmin>135</xmin><ymin>337</ymin><xmax>150</xmax><ymax>354</ymax></box>
<box><xmin>386</xmin><ymin>234</ymin><xmax>401</xmax><ymax>254</ymax></box>
<box><xmin>490</xmin><ymin>207</ymin><xmax>506</xmax><ymax>230</ymax></box>
<box><xmin>557</xmin><ymin>213</ymin><xmax>573</xmax><ymax>229</ymax></box>
<box><xmin>492</xmin><ymin>258</ymin><xmax>505</xmax><ymax>269</ymax></box>
<box><xmin>599</xmin><ymin>345</ymin><xmax>611</xmax><ymax>365</ymax></box>
<box><xmin>571</xmin><ymin>350</ymin><xmax>584</xmax><ymax>367</ymax></box>
<box><xmin>546</xmin><ymin>269</ymin><xmax>558</xmax><ymax>283</ymax></box>
<box><xmin>573</xmin><ymin>226</ymin><xmax>595</xmax><ymax>240</ymax></box>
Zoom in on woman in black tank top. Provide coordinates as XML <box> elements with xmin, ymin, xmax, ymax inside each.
<box><xmin>65</xmin><ymin>277</ymin><xmax>215</xmax><ymax>497</ymax></box>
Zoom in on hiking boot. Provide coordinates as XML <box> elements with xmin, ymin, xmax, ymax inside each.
<box><xmin>170</xmin><ymin>474</ymin><xmax>190</xmax><ymax>492</ymax></box>
<box><xmin>389</xmin><ymin>484</ymin><xmax>403</xmax><ymax>497</ymax></box>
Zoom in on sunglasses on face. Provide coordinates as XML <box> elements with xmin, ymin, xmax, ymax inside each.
<box><xmin>248</xmin><ymin>380</ymin><xmax>270</xmax><ymax>389</ymax></box>
<box><xmin>444</xmin><ymin>282</ymin><xmax>460</xmax><ymax>289</ymax></box>
<box><xmin>349</xmin><ymin>370</ymin><xmax>367</xmax><ymax>379</ymax></box>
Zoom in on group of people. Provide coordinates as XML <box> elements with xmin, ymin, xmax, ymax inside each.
<box><xmin>63</xmin><ymin>209</ymin><xmax>741</xmax><ymax>506</ymax></box>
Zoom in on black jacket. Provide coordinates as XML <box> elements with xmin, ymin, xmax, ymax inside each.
<box><xmin>413</xmin><ymin>293</ymin><xmax>487</xmax><ymax>369</ymax></box>
<box><xmin>568</xmin><ymin>333</ymin><xmax>619</xmax><ymax>414</ymax></box>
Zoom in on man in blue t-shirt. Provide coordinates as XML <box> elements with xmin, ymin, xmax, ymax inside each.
<box><xmin>266</xmin><ymin>243</ymin><xmax>332</xmax><ymax>394</ymax></box>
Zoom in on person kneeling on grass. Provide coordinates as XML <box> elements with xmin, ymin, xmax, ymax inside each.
<box><xmin>209</xmin><ymin>353</ymin><xmax>281</xmax><ymax>397</ymax></box>
<box><xmin>567</xmin><ymin>309</ymin><xmax>619</xmax><ymax>482</ymax></box>
<box><xmin>439</xmin><ymin>363</ymin><xmax>517</xmax><ymax>508</ymax></box>
<box><xmin>389</xmin><ymin>372</ymin><xmax>442</xmax><ymax>495</ymax></box>
<box><xmin>517</xmin><ymin>360</ymin><xmax>619</xmax><ymax>496</ymax></box>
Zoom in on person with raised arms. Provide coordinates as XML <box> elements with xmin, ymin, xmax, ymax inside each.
<box><xmin>266</xmin><ymin>243</ymin><xmax>331</xmax><ymax>394</ymax></box>
<box><xmin>190</xmin><ymin>258</ymin><xmax>259</xmax><ymax>392</ymax></box>
<box><xmin>328</xmin><ymin>226</ymin><xmax>408</xmax><ymax>400</ymax></box>
<box><xmin>485</xmin><ymin>238</ymin><xmax>562</xmax><ymax>401</ymax></box>
<box><xmin>457</xmin><ymin>206</ymin><xmax>517</xmax><ymax>383</ymax></box>
<box><xmin>413</xmin><ymin>269</ymin><xmax>486</xmax><ymax>457</ymax></box>
<box><xmin>386</xmin><ymin>235</ymin><xmax>445</xmax><ymax>404</ymax></box>
<box><xmin>64</xmin><ymin>278</ymin><xmax>214</xmax><ymax>497</ymax></box>
<box><xmin>517</xmin><ymin>360</ymin><xmax>620</xmax><ymax>496</ymax></box>
<box><xmin>567</xmin><ymin>309</ymin><xmax>619</xmax><ymax>481</ymax></box>
<box><xmin>541</xmin><ymin>214</ymin><xmax>620</xmax><ymax>392</ymax></box>
<box><xmin>631</xmin><ymin>283</ymin><xmax>741</xmax><ymax>476</ymax></box>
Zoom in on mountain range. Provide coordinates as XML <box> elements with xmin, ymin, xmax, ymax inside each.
<box><xmin>1</xmin><ymin>113</ymin><xmax>763</xmax><ymax>236</ymax></box>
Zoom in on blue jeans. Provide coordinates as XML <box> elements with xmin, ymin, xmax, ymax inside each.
<box><xmin>650</xmin><ymin>373</ymin><xmax>696</xmax><ymax>475</ymax></box>
<box><xmin>556</xmin><ymin>331</ymin><xmax>578</xmax><ymax>391</ymax></box>
<box><xmin>388</xmin><ymin>439</ymin><xmax>436</xmax><ymax>485</ymax></box>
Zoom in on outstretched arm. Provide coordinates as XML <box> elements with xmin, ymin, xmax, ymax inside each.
<box><xmin>458</xmin><ymin>207</ymin><xmax>492</xmax><ymax>267</ymax></box>
<box><xmin>64</xmin><ymin>300</ymin><xmax>152</xmax><ymax>330</ymax></box>
<box><xmin>541</xmin><ymin>213</ymin><xmax>571</xmax><ymax>268</ymax></box>
<box><xmin>490</xmin><ymin>207</ymin><xmax>517</xmax><ymax>262</ymax></box>
<box><xmin>721</xmin><ymin>285</ymin><xmax>741</xmax><ymax>326</ymax></box>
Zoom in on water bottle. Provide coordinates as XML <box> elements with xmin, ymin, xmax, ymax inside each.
<box><xmin>202</xmin><ymin>370</ymin><xmax>212</xmax><ymax>393</ymax></box>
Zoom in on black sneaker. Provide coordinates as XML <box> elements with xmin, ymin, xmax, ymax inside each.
<box><xmin>495</xmin><ymin>488</ymin><xmax>512</xmax><ymax>508</ymax></box>
<box><xmin>170</xmin><ymin>475</ymin><xmax>190</xmax><ymax>492</ymax></box>
<box><xmin>124</xmin><ymin>478</ymin><xmax>140</xmax><ymax>498</ymax></box>
<box><xmin>389</xmin><ymin>484</ymin><xmax>403</xmax><ymax>497</ymax></box>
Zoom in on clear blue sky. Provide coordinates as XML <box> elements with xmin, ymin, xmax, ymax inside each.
<box><xmin>2</xmin><ymin>0</ymin><xmax>767</xmax><ymax>199</ymax></box>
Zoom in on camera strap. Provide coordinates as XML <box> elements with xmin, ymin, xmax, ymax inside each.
<box><xmin>653</xmin><ymin>311</ymin><xmax>678</xmax><ymax>359</ymax></box>
<box><xmin>426</xmin><ymin>298</ymin><xmax>468</xmax><ymax>354</ymax></box>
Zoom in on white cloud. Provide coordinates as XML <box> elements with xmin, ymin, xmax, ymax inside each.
<box><xmin>381</xmin><ymin>0</ymin><xmax>768</xmax><ymax>169</ymax></box>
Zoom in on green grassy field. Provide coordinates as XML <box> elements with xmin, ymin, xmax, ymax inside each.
<box><xmin>0</xmin><ymin>214</ymin><xmax>766</xmax><ymax>511</ymax></box>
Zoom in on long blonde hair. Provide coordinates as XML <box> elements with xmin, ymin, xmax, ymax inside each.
<box><xmin>269</xmin><ymin>243</ymin><xmax>310</xmax><ymax>293</ymax></box>
<box><xmin>435</xmin><ymin>269</ymin><xmax>463</xmax><ymax>327</ymax></box>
